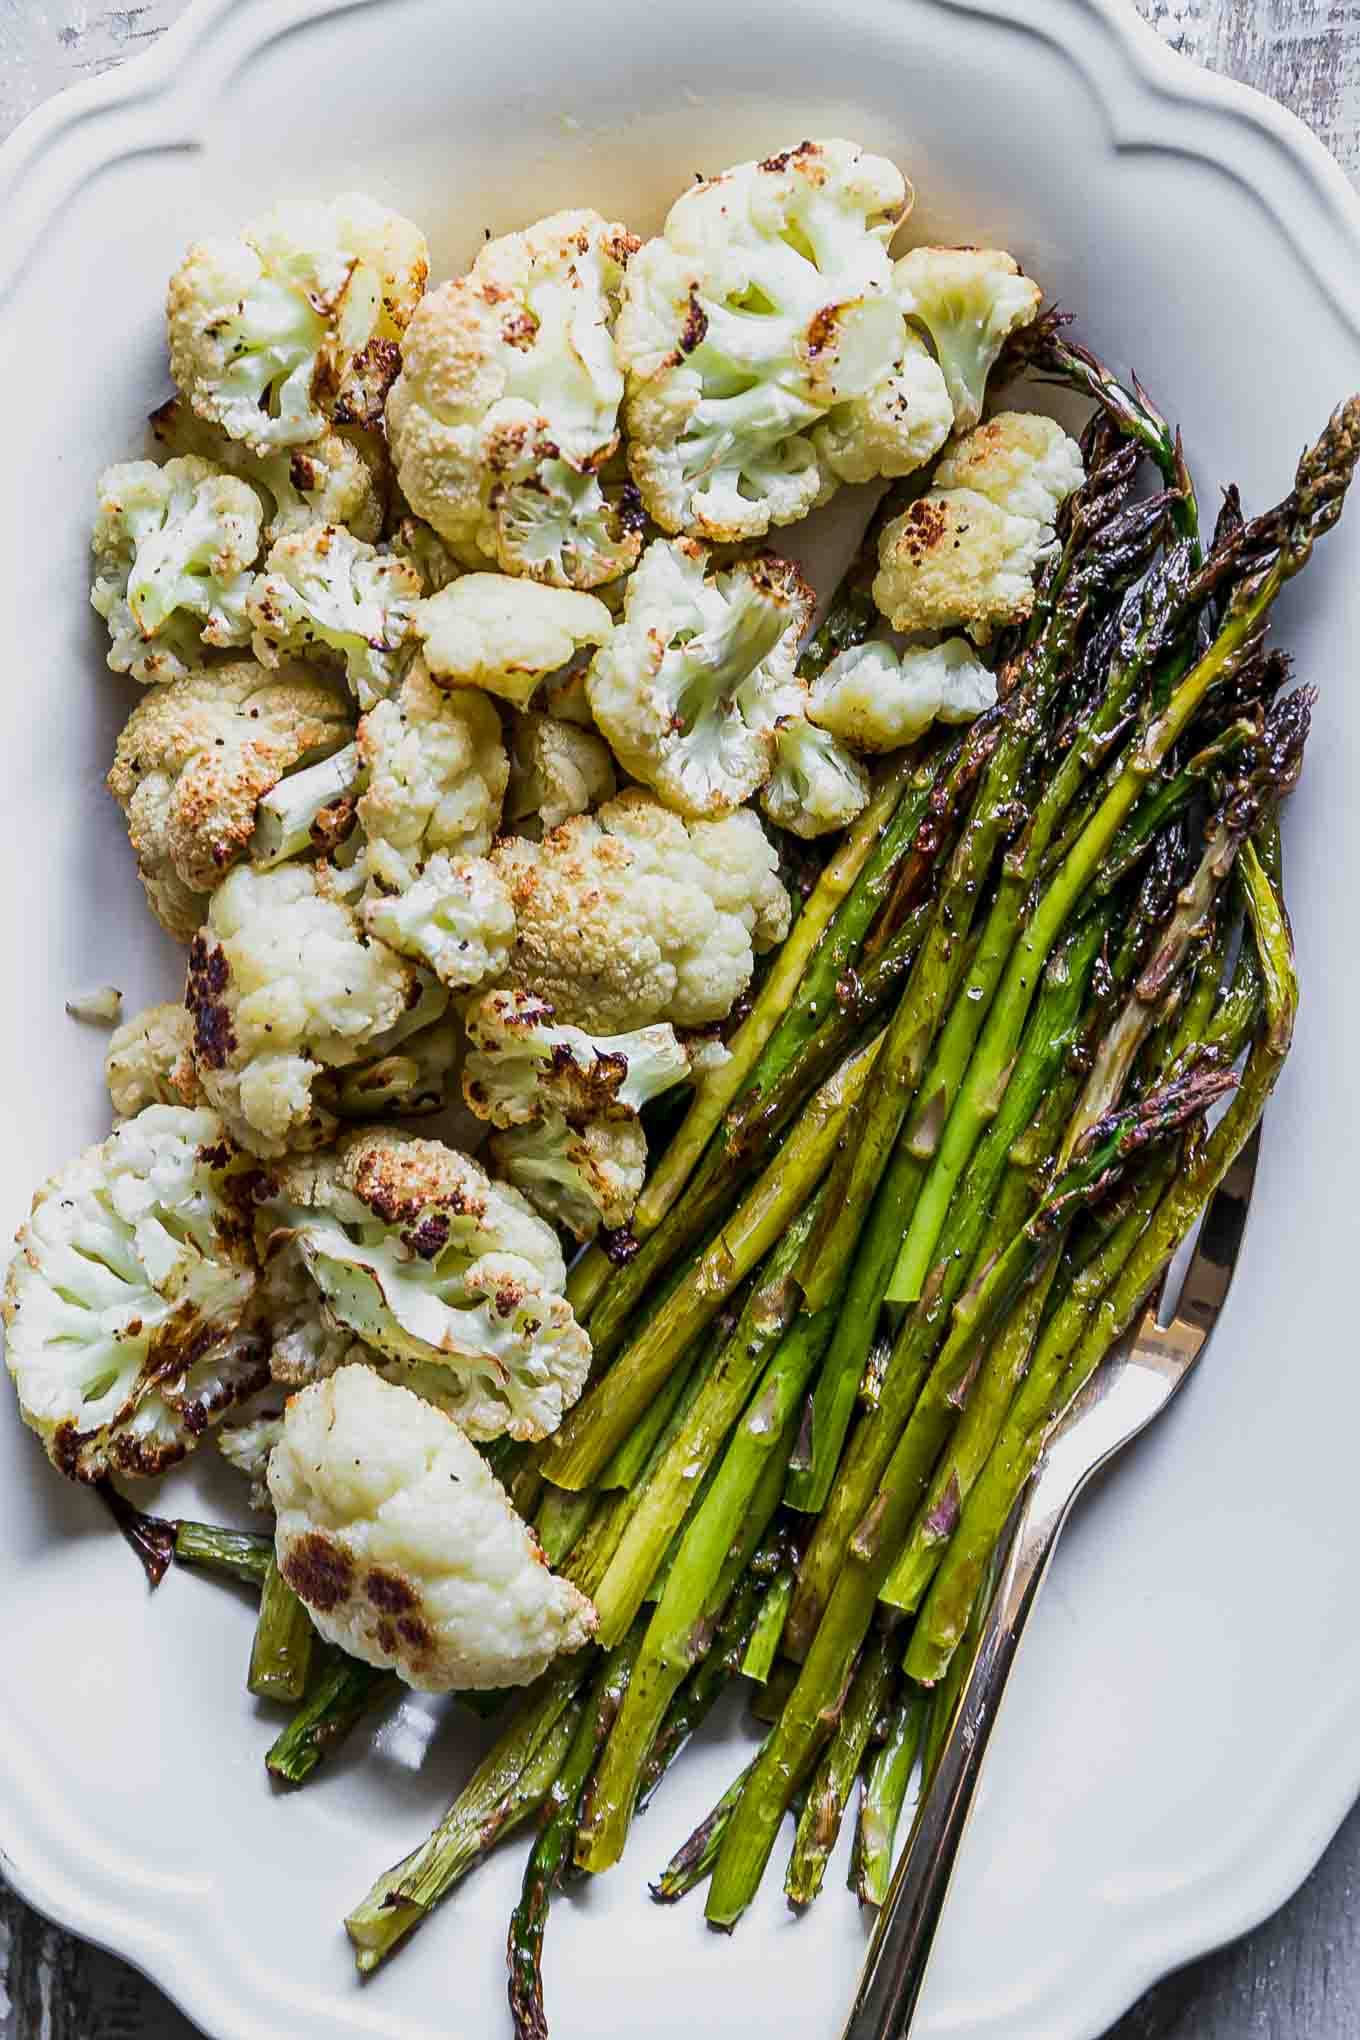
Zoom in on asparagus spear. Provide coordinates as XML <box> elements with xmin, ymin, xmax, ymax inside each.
<box><xmin>650</xmin><ymin>1761</ymin><xmax>758</xmax><ymax>1904</ymax></box>
<box><xmin>785</xmin><ymin>1630</ymin><xmax>898</xmax><ymax>1907</ymax></box>
<box><xmin>1060</xmin><ymin>692</ymin><xmax>1311</xmax><ymax>1162</ymax></box>
<box><xmin>582</xmin><ymin>748</ymin><xmax>951</xmax><ymax>1362</ymax></box>
<box><xmin>175</xmin><ymin>1521</ymin><xmax>273</xmax><ymax>1588</ymax></box>
<box><xmin>794</xmin><ymin>470</ymin><xmax>1175</xmax><ymax>1336</ymax></box>
<box><xmin>539</xmin><ymin>1034</ymin><xmax>881</xmax><ymax>1492</ymax></box>
<box><xmin>635</xmin><ymin>1567</ymin><xmax>767</xmax><ymax>1817</ymax></box>
<box><xmin>266</xmin><ymin>1652</ymin><xmax>399</xmax><ymax>1786</ymax></box>
<box><xmin>345</xmin><ymin>1653</ymin><xmax>593</xmax><ymax>1971</ymax></box>
<box><xmin>577</xmin><ymin>1286</ymin><xmax>832</xmax><ymax>1866</ymax></box>
<box><xmin>508</xmin><ymin>1634</ymin><xmax>642</xmax><ymax>2040</ymax></box>
<box><xmin>742</xmin><ymin>1563</ymin><xmax>796</xmax><ymax>1684</ymax></box>
<box><xmin>851</xmin><ymin>1690</ymin><xmax>928</xmax><ymax>1906</ymax></box>
<box><xmin>903</xmin><ymin>830</ymin><xmax>1294</xmax><ymax>1691</ymax></box>
<box><xmin>705</xmin><ymin>1067</ymin><xmax>1236</xmax><ymax>1926</ymax></box>
<box><xmin>786</xmin><ymin>901</ymin><xmax>1112</xmax><ymax>1522</ymax></box>
<box><xmin>876</xmin><ymin>404</ymin><xmax>1356</xmax><ymax>1320</ymax></box>
<box><xmin>247</xmin><ymin>1558</ymin><xmax>315</xmax><ymax>1704</ymax></box>
<box><xmin>586</xmin><ymin>1212</ymin><xmax>816</xmax><ymax>1650</ymax></box>
<box><xmin>98</xmin><ymin>1489</ymin><xmax>272</xmax><ymax>1591</ymax></box>
<box><xmin>565</xmin><ymin>744</ymin><xmax>922</xmax><ymax>1324</ymax></box>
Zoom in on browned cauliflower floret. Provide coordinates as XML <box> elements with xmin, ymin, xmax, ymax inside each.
<box><xmin>105</xmin><ymin>1001</ymin><xmax>203</xmax><ymax>1116</ymax></box>
<box><xmin>506</xmin><ymin>710</ymin><xmax>616</xmax><ymax>831</ymax></box>
<box><xmin>3</xmin><ymin>1106</ymin><xmax>266</xmax><ymax>1482</ymax></box>
<box><xmin>357</xmin><ymin>660</ymin><xmax>508</xmax><ymax>886</ymax></box>
<box><xmin>873</xmin><ymin>412</ymin><xmax>1084</xmax><ymax>643</ymax></box>
<box><xmin>106</xmin><ymin>659</ymin><xmax>354</xmax><ymax>940</ymax></box>
<box><xmin>415</xmin><ymin>574</ymin><xmax>613</xmax><ymax>710</ymax></box>
<box><xmin>150</xmin><ymin>395</ymin><xmax>387</xmax><ymax>546</ymax></box>
<box><xmin>488</xmin><ymin>1112</ymin><xmax>647</xmax><ymax>1240</ymax></box>
<box><xmin>490</xmin><ymin>787</ymin><xmax>789</xmax><ymax>1032</ymax></box>
<box><xmin>185</xmin><ymin>862</ymin><xmax>442</xmax><ymax>1156</ymax></box>
<box><xmin>270</xmin><ymin>1367</ymin><xmax>596</xmax><ymax>1690</ymax></box>
<box><xmin>385</xmin><ymin>210</ymin><xmax>642</xmax><ymax>589</ymax></box>
<box><xmin>263</xmin><ymin>1128</ymin><xmax>587</xmax><ymax>1442</ymax></box>
<box><xmin>167</xmin><ymin>193</ymin><xmax>428</xmax><ymax>450</ymax></box>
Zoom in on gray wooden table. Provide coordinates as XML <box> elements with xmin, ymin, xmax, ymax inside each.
<box><xmin>2</xmin><ymin>1</ymin><xmax>1358</xmax><ymax>2034</ymax></box>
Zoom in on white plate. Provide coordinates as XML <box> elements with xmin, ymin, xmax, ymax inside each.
<box><xmin>2</xmin><ymin>2</ymin><xmax>1359</xmax><ymax>2036</ymax></box>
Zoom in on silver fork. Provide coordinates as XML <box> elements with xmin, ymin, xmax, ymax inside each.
<box><xmin>841</xmin><ymin>1127</ymin><xmax>1260</xmax><ymax>2040</ymax></box>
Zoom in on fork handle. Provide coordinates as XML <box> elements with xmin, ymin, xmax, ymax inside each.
<box><xmin>840</xmin><ymin>1489</ymin><xmax>1073</xmax><ymax>2040</ymax></box>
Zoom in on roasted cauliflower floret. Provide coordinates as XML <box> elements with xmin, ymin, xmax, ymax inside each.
<box><xmin>363</xmin><ymin>851</ymin><xmax>515</xmax><ymax>991</ymax></box>
<box><xmin>755</xmin><ymin>693</ymin><xmax>871</xmax><ymax>838</ymax></box>
<box><xmin>507</xmin><ymin>711</ymin><xmax>616</xmax><ymax>831</ymax></box>
<box><xmin>932</xmin><ymin>410</ymin><xmax>1085</xmax><ymax>527</ymax></box>
<box><xmin>615</xmin><ymin>139</ymin><xmax>951</xmax><ymax>541</ymax></box>
<box><xmin>808</xmin><ymin>637</ymin><xmax>996</xmax><ymax>751</ymax></box>
<box><xmin>150</xmin><ymin>396</ymin><xmax>386</xmax><ymax>546</ymax></box>
<box><xmin>264</xmin><ymin>1128</ymin><xmax>586</xmax><ymax>1441</ymax></box>
<box><xmin>490</xmin><ymin>788</ymin><xmax>788</xmax><ymax>1032</ymax></box>
<box><xmin>270</xmin><ymin>1367</ymin><xmax>596</xmax><ymax>1689</ymax></box>
<box><xmin>248</xmin><ymin>740</ymin><xmax>364</xmax><ymax>869</ymax></box>
<box><xmin>105</xmin><ymin>1002</ymin><xmax>203</xmax><ymax>1116</ymax></box>
<box><xmin>167</xmin><ymin>193</ymin><xmax>428</xmax><ymax>450</ymax></box>
<box><xmin>462</xmin><ymin>988</ymin><xmax>691</xmax><ymax>1127</ymax></box>
<box><xmin>92</xmin><ymin>457</ymin><xmax>265</xmax><ymax>683</ymax></box>
<box><xmin>357</xmin><ymin>661</ymin><xmax>507</xmax><ymax>885</ymax></box>
<box><xmin>331</xmin><ymin>1007</ymin><xmax>461</xmax><ymax>1120</ymax></box>
<box><xmin>2</xmin><ymin>1105</ymin><xmax>266</xmax><ymax>1482</ymax></box>
<box><xmin>385</xmin><ymin>210</ymin><xmax>642</xmax><ymax>589</ymax></box>
<box><xmin>185</xmin><ymin>861</ymin><xmax>442</xmax><ymax>1156</ymax></box>
<box><xmin>247</xmin><ymin>523</ymin><xmax>422</xmax><ymax>708</ymax></box>
<box><xmin>415</xmin><ymin>573</ymin><xmax>613</xmax><ymax>710</ymax></box>
<box><xmin>106</xmin><ymin>659</ymin><xmax>354</xmax><ymax>939</ymax></box>
<box><xmin>348</xmin><ymin>658</ymin><xmax>513</xmax><ymax>988</ymax></box>
<box><xmin>873</xmin><ymin>412</ymin><xmax>1084</xmax><ymax>643</ymax></box>
<box><xmin>585</xmin><ymin>537</ymin><xmax>813</xmax><ymax>819</ymax></box>
<box><xmin>489</xmin><ymin>1112</ymin><xmax>646</xmax><ymax>1239</ymax></box>
<box><xmin>895</xmin><ymin>247</ymin><xmax>1042</xmax><ymax>430</ymax></box>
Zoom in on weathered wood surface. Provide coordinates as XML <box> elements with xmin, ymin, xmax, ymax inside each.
<box><xmin>3</xmin><ymin>1</ymin><xmax>1359</xmax><ymax>2034</ymax></box>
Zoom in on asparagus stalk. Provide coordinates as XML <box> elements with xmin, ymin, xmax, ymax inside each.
<box><xmin>881</xmin><ymin>861</ymin><xmax>1263</xmax><ymax>1634</ymax></box>
<box><xmin>851</xmin><ymin>1690</ymin><xmax>928</xmax><ymax>1906</ymax></box>
<box><xmin>786</xmin><ymin>903</ymin><xmax>1111</xmax><ymax>1522</ymax></box>
<box><xmin>534</xmin><ymin>1484</ymin><xmax>597</xmax><ymax>1568</ymax></box>
<box><xmin>785</xmin><ymin>1630</ymin><xmax>897</xmax><ymax>1907</ymax></box>
<box><xmin>706</xmin><ymin>1068</ymin><xmax>1235</xmax><ymax>1925</ymax></box>
<box><xmin>508</xmin><ymin>1635</ymin><xmax>641</xmax><ymax>2040</ymax></box>
<box><xmin>97</xmin><ymin>1483</ymin><xmax>177</xmax><ymax>1587</ymax></box>
<box><xmin>577</xmin><ymin>1290</ymin><xmax>831</xmax><ymax>1865</ymax></box>
<box><xmin>247</xmin><ymin>1559</ymin><xmax>315</xmax><ymax>1704</ymax></box>
<box><xmin>635</xmin><ymin>1566</ymin><xmax>767</xmax><ymax>1817</ymax></box>
<box><xmin>565</xmin><ymin>748</ymin><xmax>922</xmax><ymax>1323</ymax></box>
<box><xmin>872</xmin><ymin>405</ymin><xmax>1352</xmax><ymax>1328</ymax></box>
<box><xmin>346</xmin><ymin>1653</ymin><xmax>593</xmax><ymax>1971</ymax></box>
<box><xmin>880</xmin><ymin>1260</ymin><xmax>1059</xmax><ymax>1616</ymax></box>
<box><xmin>785</xmin><ymin>904</ymin><xmax>1112</xmax><ymax>1631</ymax></box>
<box><xmin>905</xmin><ymin>834</ymin><xmax>1294</xmax><ymax>1685</ymax></box>
<box><xmin>743</xmin><ymin>1564</ymin><xmax>796</xmax><ymax>1684</ymax></box>
<box><xmin>650</xmin><ymin>1761</ymin><xmax>758</xmax><ymax>1904</ymax></box>
<box><xmin>586</xmin><ymin>1207</ymin><xmax>819</xmax><ymax>1651</ymax></box>
<box><xmin>539</xmin><ymin>1034</ymin><xmax>882</xmax><ymax>1491</ymax></box>
<box><xmin>1060</xmin><ymin>692</ymin><xmax>1310</xmax><ymax>1162</ymax></box>
<box><xmin>796</xmin><ymin>474</ymin><xmax>1175</xmax><ymax>1323</ymax></box>
<box><xmin>581</xmin><ymin>749</ymin><xmax>950</xmax><ymax>1362</ymax></box>
<box><xmin>175</xmin><ymin>1521</ymin><xmax>273</xmax><ymax>1587</ymax></box>
<box><xmin>266</xmin><ymin>1652</ymin><xmax>399</xmax><ymax>1786</ymax></box>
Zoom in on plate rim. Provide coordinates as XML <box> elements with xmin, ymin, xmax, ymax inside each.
<box><xmin>2</xmin><ymin>2</ymin><xmax>1359</xmax><ymax>2036</ymax></box>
